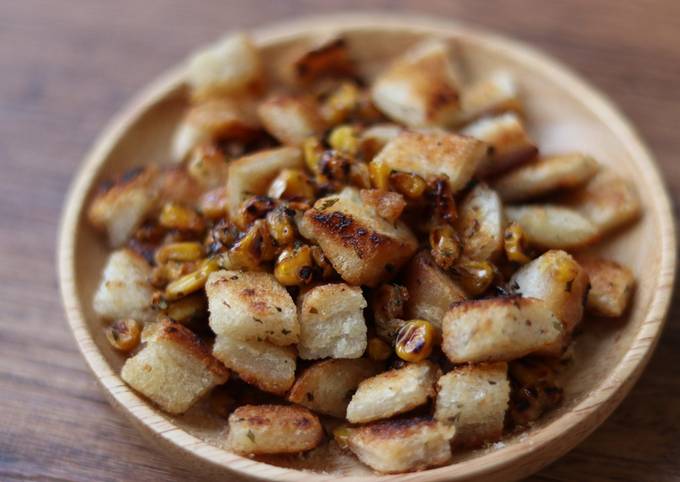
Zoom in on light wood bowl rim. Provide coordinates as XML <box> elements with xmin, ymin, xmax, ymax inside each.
<box><xmin>58</xmin><ymin>13</ymin><xmax>676</xmax><ymax>482</ymax></box>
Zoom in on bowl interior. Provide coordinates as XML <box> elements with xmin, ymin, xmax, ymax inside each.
<box><xmin>63</xmin><ymin>18</ymin><xmax>673</xmax><ymax>481</ymax></box>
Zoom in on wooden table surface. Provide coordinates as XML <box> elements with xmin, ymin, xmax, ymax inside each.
<box><xmin>1</xmin><ymin>1</ymin><xmax>679</xmax><ymax>480</ymax></box>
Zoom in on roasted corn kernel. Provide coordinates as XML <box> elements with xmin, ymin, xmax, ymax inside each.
<box><xmin>453</xmin><ymin>257</ymin><xmax>496</xmax><ymax>295</ymax></box>
<box><xmin>390</xmin><ymin>171</ymin><xmax>427</xmax><ymax>200</ymax></box>
<box><xmin>238</xmin><ymin>195</ymin><xmax>276</xmax><ymax>229</ymax></box>
<box><xmin>268</xmin><ymin>169</ymin><xmax>316</xmax><ymax>201</ymax></box>
<box><xmin>321</xmin><ymin>82</ymin><xmax>360</xmax><ymax>125</ymax></box>
<box><xmin>430</xmin><ymin>179</ymin><xmax>457</xmax><ymax>224</ymax></box>
<box><xmin>151</xmin><ymin>259</ymin><xmax>201</xmax><ymax>287</ymax></box>
<box><xmin>303</xmin><ymin>137</ymin><xmax>323</xmax><ymax>173</ymax></box>
<box><xmin>106</xmin><ymin>319</ymin><xmax>141</xmax><ymax>352</ymax></box>
<box><xmin>367</xmin><ymin>337</ymin><xmax>392</xmax><ymax>361</ymax></box>
<box><xmin>429</xmin><ymin>225</ymin><xmax>461</xmax><ymax>270</ymax></box>
<box><xmin>159</xmin><ymin>202</ymin><xmax>205</xmax><ymax>232</ymax></box>
<box><xmin>155</xmin><ymin>241</ymin><xmax>203</xmax><ymax>265</ymax></box>
<box><xmin>328</xmin><ymin>125</ymin><xmax>360</xmax><ymax>156</ymax></box>
<box><xmin>311</xmin><ymin>245</ymin><xmax>335</xmax><ymax>279</ymax></box>
<box><xmin>504</xmin><ymin>222</ymin><xmax>531</xmax><ymax>264</ymax></box>
<box><xmin>274</xmin><ymin>244</ymin><xmax>314</xmax><ymax>286</ymax></box>
<box><xmin>265</xmin><ymin>207</ymin><xmax>297</xmax><ymax>246</ymax></box>
<box><xmin>395</xmin><ymin>319</ymin><xmax>435</xmax><ymax>362</ymax></box>
<box><xmin>333</xmin><ymin>425</ymin><xmax>352</xmax><ymax>449</ymax></box>
<box><xmin>368</xmin><ymin>159</ymin><xmax>391</xmax><ymax>191</ymax></box>
<box><xmin>164</xmin><ymin>258</ymin><xmax>219</xmax><ymax>300</ymax></box>
<box><xmin>229</xmin><ymin>219</ymin><xmax>277</xmax><ymax>269</ymax></box>
<box><xmin>319</xmin><ymin>150</ymin><xmax>352</xmax><ymax>182</ymax></box>
<box><xmin>199</xmin><ymin>186</ymin><xmax>229</xmax><ymax>219</ymax></box>
<box><xmin>166</xmin><ymin>293</ymin><xmax>207</xmax><ymax>323</ymax></box>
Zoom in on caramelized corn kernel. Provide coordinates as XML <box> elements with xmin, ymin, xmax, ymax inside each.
<box><xmin>430</xmin><ymin>179</ymin><xmax>457</xmax><ymax>224</ymax></box>
<box><xmin>266</xmin><ymin>207</ymin><xmax>297</xmax><ymax>246</ymax></box>
<box><xmin>368</xmin><ymin>160</ymin><xmax>391</xmax><ymax>191</ymax></box>
<box><xmin>155</xmin><ymin>241</ymin><xmax>203</xmax><ymax>265</ymax></box>
<box><xmin>390</xmin><ymin>171</ymin><xmax>427</xmax><ymax>200</ymax></box>
<box><xmin>453</xmin><ymin>257</ymin><xmax>496</xmax><ymax>295</ymax></box>
<box><xmin>303</xmin><ymin>137</ymin><xmax>323</xmax><ymax>173</ymax></box>
<box><xmin>165</xmin><ymin>258</ymin><xmax>219</xmax><ymax>301</ymax></box>
<box><xmin>311</xmin><ymin>245</ymin><xmax>335</xmax><ymax>279</ymax></box>
<box><xmin>268</xmin><ymin>169</ymin><xmax>316</xmax><ymax>201</ymax></box>
<box><xmin>328</xmin><ymin>125</ymin><xmax>360</xmax><ymax>156</ymax></box>
<box><xmin>199</xmin><ymin>186</ymin><xmax>229</xmax><ymax>219</ymax></box>
<box><xmin>274</xmin><ymin>244</ymin><xmax>314</xmax><ymax>286</ymax></box>
<box><xmin>238</xmin><ymin>195</ymin><xmax>276</xmax><ymax>229</ymax></box>
<box><xmin>395</xmin><ymin>319</ymin><xmax>435</xmax><ymax>362</ymax></box>
<box><xmin>106</xmin><ymin>319</ymin><xmax>141</xmax><ymax>352</ymax></box>
<box><xmin>166</xmin><ymin>293</ymin><xmax>207</xmax><ymax>323</ymax></box>
<box><xmin>504</xmin><ymin>222</ymin><xmax>531</xmax><ymax>264</ymax></box>
<box><xmin>229</xmin><ymin>219</ymin><xmax>277</xmax><ymax>269</ymax></box>
<box><xmin>321</xmin><ymin>82</ymin><xmax>360</xmax><ymax>125</ymax></box>
<box><xmin>429</xmin><ymin>225</ymin><xmax>461</xmax><ymax>270</ymax></box>
<box><xmin>159</xmin><ymin>202</ymin><xmax>205</xmax><ymax>232</ymax></box>
<box><xmin>319</xmin><ymin>150</ymin><xmax>352</xmax><ymax>182</ymax></box>
<box><xmin>367</xmin><ymin>337</ymin><xmax>392</xmax><ymax>361</ymax></box>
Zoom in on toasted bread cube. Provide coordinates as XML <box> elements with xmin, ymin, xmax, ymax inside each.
<box><xmin>343</xmin><ymin>418</ymin><xmax>455</xmax><ymax>473</ymax></box>
<box><xmin>93</xmin><ymin>249</ymin><xmax>155</xmax><ymax>323</ymax></box>
<box><xmin>442</xmin><ymin>297</ymin><xmax>564</xmax><ymax>363</ymax></box>
<box><xmin>212</xmin><ymin>334</ymin><xmax>296</xmax><ymax>395</ymax></box>
<box><xmin>565</xmin><ymin>170</ymin><xmax>641</xmax><ymax>236</ymax></box>
<box><xmin>360</xmin><ymin>123</ymin><xmax>403</xmax><ymax>160</ymax></box>
<box><xmin>578</xmin><ymin>256</ymin><xmax>635</xmax><ymax>317</ymax></box>
<box><xmin>435</xmin><ymin>363</ymin><xmax>510</xmax><ymax>447</ymax></box>
<box><xmin>226</xmin><ymin>146</ymin><xmax>302</xmax><ymax>219</ymax></box>
<box><xmin>121</xmin><ymin>321</ymin><xmax>229</xmax><ymax>414</ymax></box>
<box><xmin>206</xmin><ymin>270</ymin><xmax>298</xmax><ymax>346</ymax></box>
<box><xmin>505</xmin><ymin>205</ymin><xmax>598</xmax><ymax>249</ymax></box>
<box><xmin>404</xmin><ymin>251</ymin><xmax>466</xmax><ymax>331</ymax></box>
<box><xmin>371</xmin><ymin>39</ymin><xmax>461</xmax><ymax>127</ymax></box>
<box><xmin>88</xmin><ymin>166</ymin><xmax>158</xmax><ymax>247</ymax></box>
<box><xmin>462</xmin><ymin>112</ymin><xmax>537</xmax><ymax>177</ymax></box>
<box><xmin>359</xmin><ymin>189</ymin><xmax>406</xmax><ymax>223</ymax></box>
<box><xmin>288</xmin><ymin>358</ymin><xmax>382</xmax><ymax>417</ymax></box>
<box><xmin>346</xmin><ymin>362</ymin><xmax>438</xmax><ymax>423</ymax></box>
<box><xmin>371</xmin><ymin>131</ymin><xmax>487</xmax><ymax>193</ymax></box>
<box><xmin>509</xmin><ymin>250</ymin><xmax>589</xmax><ymax>350</ymax></box>
<box><xmin>457</xmin><ymin>183</ymin><xmax>504</xmax><ymax>261</ymax></box>
<box><xmin>298</xmin><ymin>188</ymin><xmax>418</xmax><ymax>287</ymax></box>
<box><xmin>186</xmin><ymin>143</ymin><xmax>230</xmax><ymax>189</ymax></box>
<box><xmin>297</xmin><ymin>283</ymin><xmax>367</xmax><ymax>359</ymax></box>
<box><xmin>492</xmin><ymin>153</ymin><xmax>599</xmax><ymax>202</ymax></box>
<box><xmin>291</xmin><ymin>36</ymin><xmax>355</xmax><ymax>84</ymax></box>
<box><xmin>454</xmin><ymin>71</ymin><xmax>523</xmax><ymax>125</ymax></box>
<box><xmin>187</xmin><ymin>33</ymin><xmax>262</xmax><ymax>100</ymax></box>
<box><xmin>257</xmin><ymin>95</ymin><xmax>325</xmax><ymax>145</ymax></box>
<box><xmin>155</xmin><ymin>166</ymin><xmax>204</xmax><ymax>207</ymax></box>
<box><xmin>227</xmin><ymin>404</ymin><xmax>323</xmax><ymax>455</ymax></box>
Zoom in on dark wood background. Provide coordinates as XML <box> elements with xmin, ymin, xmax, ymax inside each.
<box><xmin>1</xmin><ymin>1</ymin><xmax>679</xmax><ymax>480</ymax></box>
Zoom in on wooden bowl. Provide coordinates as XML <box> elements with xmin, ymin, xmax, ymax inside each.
<box><xmin>58</xmin><ymin>14</ymin><xmax>676</xmax><ymax>482</ymax></box>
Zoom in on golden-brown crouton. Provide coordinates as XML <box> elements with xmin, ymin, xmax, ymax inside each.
<box><xmin>577</xmin><ymin>256</ymin><xmax>635</xmax><ymax>317</ymax></box>
<box><xmin>227</xmin><ymin>404</ymin><xmax>323</xmax><ymax>455</ymax></box>
<box><xmin>457</xmin><ymin>183</ymin><xmax>504</xmax><ymax>261</ymax></box>
<box><xmin>291</xmin><ymin>37</ymin><xmax>355</xmax><ymax>84</ymax></box>
<box><xmin>454</xmin><ymin>71</ymin><xmax>523</xmax><ymax>125</ymax></box>
<box><xmin>206</xmin><ymin>270</ymin><xmax>298</xmax><ymax>346</ymax></box>
<box><xmin>434</xmin><ymin>363</ymin><xmax>510</xmax><ymax>447</ymax></box>
<box><xmin>442</xmin><ymin>297</ymin><xmax>564</xmax><ymax>363</ymax></box>
<box><xmin>564</xmin><ymin>170</ymin><xmax>641</xmax><ymax>236</ymax></box>
<box><xmin>257</xmin><ymin>95</ymin><xmax>325</xmax><ymax>145</ymax></box>
<box><xmin>186</xmin><ymin>143</ymin><xmax>230</xmax><ymax>189</ymax></box>
<box><xmin>462</xmin><ymin>112</ymin><xmax>538</xmax><ymax>177</ymax></box>
<box><xmin>371</xmin><ymin>38</ymin><xmax>461</xmax><ymax>127</ymax></box>
<box><xmin>492</xmin><ymin>153</ymin><xmax>599</xmax><ymax>202</ymax></box>
<box><xmin>505</xmin><ymin>205</ymin><xmax>598</xmax><ymax>249</ymax></box>
<box><xmin>371</xmin><ymin>131</ymin><xmax>487</xmax><ymax>193</ymax></box>
<box><xmin>342</xmin><ymin>418</ymin><xmax>455</xmax><ymax>473</ymax></box>
<box><xmin>288</xmin><ymin>358</ymin><xmax>382</xmax><ymax>417</ymax></box>
<box><xmin>297</xmin><ymin>283</ymin><xmax>367</xmax><ymax>359</ymax></box>
<box><xmin>346</xmin><ymin>362</ymin><xmax>438</xmax><ymax>423</ymax></box>
<box><xmin>404</xmin><ymin>251</ymin><xmax>467</xmax><ymax>331</ymax></box>
<box><xmin>212</xmin><ymin>334</ymin><xmax>296</xmax><ymax>395</ymax></box>
<box><xmin>155</xmin><ymin>166</ymin><xmax>204</xmax><ymax>208</ymax></box>
<box><xmin>360</xmin><ymin>123</ymin><xmax>403</xmax><ymax>160</ymax></box>
<box><xmin>359</xmin><ymin>189</ymin><xmax>406</xmax><ymax>223</ymax></box>
<box><xmin>187</xmin><ymin>33</ymin><xmax>262</xmax><ymax>101</ymax></box>
<box><xmin>298</xmin><ymin>188</ymin><xmax>418</xmax><ymax>287</ymax></box>
<box><xmin>93</xmin><ymin>249</ymin><xmax>155</xmax><ymax>323</ymax></box>
<box><xmin>88</xmin><ymin>166</ymin><xmax>159</xmax><ymax>247</ymax></box>
<box><xmin>226</xmin><ymin>146</ymin><xmax>303</xmax><ymax>220</ymax></box>
<box><xmin>121</xmin><ymin>320</ymin><xmax>229</xmax><ymax>414</ymax></box>
<box><xmin>509</xmin><ymin>250</ymin><xmax>589</xmax><ymax>353</ymax></box>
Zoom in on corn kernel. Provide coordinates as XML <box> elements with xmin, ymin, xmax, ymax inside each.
<box><xmin>155</xmin><ymin>241</ymin><xmax>204</xmax><ymax>265</ymax></box>
<box><xmin>268</xmin><ymin>169</ymin><xmax>315</xmax><ymax>201</ymax></box>
<box><xmin>159</xmin><ymin>202</ymin><xmax>205</xmax><ymax>232</ymax></box>
<box><xmin>274</xmin><ymin>244</ymin><xmax>314</xmax><ymax>286</ymax></box>
<box><xmin>166</xmin><ymin>293</ymin><xmax>207</xmax><ymax>323</ymax></box>
<box><xmin>429</xmin><ymin>225</ymin><xmax>461</xmax><ymax>270</ymax></box>
<box><xmin>106</xmin><ymin>319</ymin><xmax>141</xmax><ymax>352</ymax></box>
<box><xmin>504</xmin><ymin>222</ymin><xmax>531</xmax><ymax>264</ymax></box>
<box><xmin>454</xmin><ymin>257</ymin><xmax>496</xmax><ymax>295</ymax></box>
<box><xmin>368</xmin><ymin>159</ymin><xmax>391</xmax><ymax>190</ymax></box>
<box><xmin>266</xmin><ymin>207</ymin><xmax>297</xmax><ymax>246</ymax></box>
<box><xmin>311</xmin><ymin>245</ymin><xmax>335</xmax><ymax>279</ymax></box>
<box><xmin>229</xmin><ymin>220</ymin><xmax>277</xmax><ymax>269</ymax></box>
<box><xmin>390</xmin><ymin>171</ymin><xmax>427</xmax><ymax>200</ymax></box>
<box><xmin>321</xmin><ymin>82</ymin><xmax>360</xmax><ymax>125</ymax></box>
<box><xmin>367</xmin><ymin>337</ymin><xmax>392</xmax><ymax>361</ymax></box>
<box><xmin>328</xmin><ymin>125</ymin><xmax>360</xmax><ymax>156</ymax></box>
<box><xmin>431</xmin><ymin>179</ymin><xmax>457</xmax><ymax>224</ymax></box>
<box><xmin>199</xmin><ymin>186</ymin><xmax>229</xmax><ymax>219</ymax></box>
<box><xmin>333</xmin><ymin>425</ymin><xmax>353</xmax><ymax>449</ymax></box>
<box><xmin>319</xmin><ymin>150</ymin><xmax>352</xmax><ymax>182</ymax></box>
<box><xmin>395</xmin><ymin>319</ymin><xmax>434</xmax><ymax>362</ymax></box>
<box><xmin>303</xmin><ymin>137</ymin><xmax>323</xmax><ymax>173</ymax></box>
<box><xmin>165</xmin><ymin>258</ymin><xmax>218</xmax><ymax>301</ymax></box>
<box><xmin>238</xmin><ymin>195</ymin><xmax>276</xmax><ymax>230</ymax></box>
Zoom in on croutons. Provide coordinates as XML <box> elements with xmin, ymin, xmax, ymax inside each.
<box><xmin>186</xmin><ymin>143</ymin><xmax>230</xmax><ymax>188</ymax></box>
<box><xmin>404</xmin><ymin>251</ymin><xmax>466</xmax><ymax>331</ymax></box>
<box><xmin>298</xmin><ymin>188</ymin><xmax>418</xmax><ymax>287</ymax></box>
<box><xmin>454</xmin><ymin>71</ymin><xmax>522</xmax><ymax>125</ymax></box>
<box><xmin>88</xmin><ymin>166</ymin><xmax>158</xmax><ymax>247</ymax></box>
<box><xmin>257</xmin><ymin>95</ymin><xmax>325</xmax><ymax>145</ymax></box>
<box><xmin>442</xmin><ymin>297</ymin><xmax>564</xmax><ymax>363</ymax></box>
<box><xmin>206</xmin><ymin>270</ymin><xmax>298</xmax><ymax>346</ymax></box>
<box><xmin>227</xmin><ymin>404</ymin><xmax>323</xmax><ymax>455</ymax></box>
<box><xmin>341</xmin><ymin>418</ymin><xmax>455</xmax><ymax>473</ymax></box>
<box><xmin>288</xmin><ymin>358</ymin><xmax>382</xmax><ymax>417</ymax></box>
<box><xmin>492</xmin><ymin>153</ymin><xmax>599</xmax><ymax>202</ymax></box>
<box><xmin>226</xmin><ymin>146</ymin><xmax>303</xmax><ymax>220</ymax></box>
<box><xmin>457</xmin><ymin>183</ymin><xmax>504</xmax><ymax>261</ymax></box>
<box><xmin>187</xmin><ymin>33</ymin><xmax>262</xmax><ymax>100</ymax></box>
<box><xmin>359</xmin><ymin>189</ymin><xmax>406</xmax><ymax>223</ymax></box>
<box><xmin>93</xmin><ymin>249</ymin><xmax>155</xmax><ymax>323</ymax></box>
<box><xmin>346</xmin><ymin>361</ymin><xmax>438</xmax><ymax>423</ymax></box>
<box><xmin>297</xmin><ymin>283</ymin><xmax>367</xmax><ymax>359</ymax></box>
<box><xmin>578</xmin><ymin>256</ymin><xmax>635</xmax><ymax>317</ymax></box>
<box><xmin>121</xmin><ymin>320</ymin><xmax>229</xmax><ymax>414</ymax></box>
<box><xmin>462</xmin><ymin>112</ymin><xmax>537</xmax><ymax>177</ymax></box>
<box><xmin>505</xmin><ymin>205</ymin><xmax>598</xmax><ymax>249</ymax></box>
<box><xmin>212</xmin><ymin>334</ymin><xmax>296</xmax><ymax>395</ymax></box>
<box><xmin>360</xmin><ymin>123</ymin><xmax>403</xmax><ymax>160</ymax></box>
<box><xmin>371</xmin><ymin>38</ymin><xmax>461</xmax><ymax>127</ymax></box>
<box><xmin>509</xmin><ymin>250</ymin><xmax>589</xmax><ymax>351</ymax></box>
<box><xmin>370</xmin><ymin>131</ymin><xmax>487</xmax><ymax>193</ymax></box>
<box><xmin>435</xmin><ymin>363</ymin><xmax>510</xmax><ymax>447</ymax></box>
<box><xmin>290</xmin><ymin>36</ymin><xmax>355</xmax><ymax>84</ymax></box>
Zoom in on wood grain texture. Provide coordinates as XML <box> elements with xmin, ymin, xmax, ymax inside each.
<box><xmin>1</xmin><ymin>1</ymin><xmax>679</xmax><ymax>481</ymax></box>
